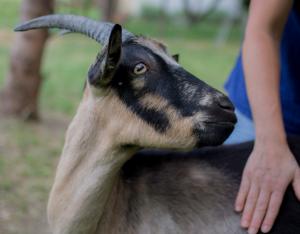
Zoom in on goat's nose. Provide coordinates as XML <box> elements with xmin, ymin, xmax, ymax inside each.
<box><xmin>217</xmin><ymin>95</ymin><xmax>235</xmax><ymax>111</ymax></box>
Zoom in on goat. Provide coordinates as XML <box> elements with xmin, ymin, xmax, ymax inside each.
<box><xmin>15</xmin><ymin>15</ymin><xmax>300</xmax><ymax>234</ymax></box>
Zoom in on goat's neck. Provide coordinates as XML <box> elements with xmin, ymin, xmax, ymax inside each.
<box><xmin>48</xmin><ymin>98</ymin><xmax>136</xmax><ymax>234</ymax></box>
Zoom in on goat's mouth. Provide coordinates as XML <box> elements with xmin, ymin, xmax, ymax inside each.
<box><xmin>203</xmin><ymin>121</ymin><xmax>236</xmax><ymax>127</ymax></box>
<box><xmin>193</xmin><ymin>112</ymin><xmax>237</xmax><ymax>147</ymax></box>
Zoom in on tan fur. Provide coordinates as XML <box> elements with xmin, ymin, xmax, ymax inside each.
<box><xmin>47</xmin><ymin>83</ymin><xmax>198</xmax><ymax>233</ymax></box>
<box><xmin>139</xmin><ymin>93</ymin><xmax>169</xmax><ymax>109</ymax></box>
<box><xmin>139</xmin><ymin>93</ymin><xmax>196</xmax><ymax>145</ymax></box>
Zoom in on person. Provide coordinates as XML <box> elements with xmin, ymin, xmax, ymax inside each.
<box><xmin>224</xmin><ymin>1</ymin><xmax>300</xmax><ymax>234</ymax></box>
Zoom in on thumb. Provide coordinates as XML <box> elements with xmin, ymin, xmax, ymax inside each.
<box><xmin>292</xmin><ymin>168</ymin><xmax>300</xmax><ymax>200</ymax></box>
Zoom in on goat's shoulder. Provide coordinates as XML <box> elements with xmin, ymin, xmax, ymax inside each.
<box><xmin>114</xmin><ymin>145</ymin><xmax>251</xmax><ymax>234</ymax></box>
<box><xmin>118</xmin><ymin>137</ymin><xmax>300</xmax><ymax>234</ymax></box>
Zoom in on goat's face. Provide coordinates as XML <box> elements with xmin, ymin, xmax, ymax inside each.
<box><xmin>85</xmin><ymin>25</ymin><xmax>236</xmax><ymax>149</ymax></box>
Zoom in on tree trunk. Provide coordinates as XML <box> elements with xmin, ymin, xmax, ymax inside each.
<box><xmin>0</xmin><ymin>0</ymin><xmax>54</xmax><ymax>120</ymax></box>
<box><xmin>97</xmin><ymin>0</ymin><xmax>119</xmax><ymax>22</ymax></box>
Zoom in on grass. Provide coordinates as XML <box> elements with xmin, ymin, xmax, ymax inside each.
<box><xmin>0</xmin><ymin>1</ymin><xmax>242</xmax><ymax>233</ymax></box>
<box><xmin>0</xmin><ymin>116</ymin><xmax>67</xmax><ymax>234</ymax></box>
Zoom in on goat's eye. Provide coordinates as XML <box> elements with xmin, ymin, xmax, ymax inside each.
<box><xmin>133</xmin><ymin>63</ymin><xmax>147</xmax><ymax>75</ymax></box>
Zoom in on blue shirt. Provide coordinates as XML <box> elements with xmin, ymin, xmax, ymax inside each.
<box><xmin>225</xmin><ymin>5</ymin><xmax>300</xmax><ymax>135</ymax></box>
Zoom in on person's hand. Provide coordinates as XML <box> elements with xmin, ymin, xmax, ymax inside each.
<box><xmin>235</xmin><ymin>140</ymin><xmax>300</xmax><ymax>234</ymax></box>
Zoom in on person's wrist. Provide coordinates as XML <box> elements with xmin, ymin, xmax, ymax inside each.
<box><xmin>255</xmin><ymin>127</ymin><xmax>287</xmax><ymax>146</ymax></box>
<box><xmin>255</xmin><ymin>135</ymin><xmax>287</xmax><ymax>147</ymax></box>
<box><xmin>254</xmin><ymin>135</ymin><xmax>289</xmax><ymax>158</ymax></box>
<box><xmin>253</xmin><ymin>134</ymin><xmax>293</xmax><ymax>163</ymax></box>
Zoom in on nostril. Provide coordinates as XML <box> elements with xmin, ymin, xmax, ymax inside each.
<box><xmin>218</xmin><ymin>96</ymin><xmax>235</xmax><ymax>111</ymax></box>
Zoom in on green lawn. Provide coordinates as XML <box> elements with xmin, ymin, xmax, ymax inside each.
<box><xmin>0</xmin><ymin>1</ymin><xmax>242</xmax><ymax>233</ymax></box>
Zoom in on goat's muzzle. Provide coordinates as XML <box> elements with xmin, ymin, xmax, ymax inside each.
<box><xmin>194</xmin><ymin>94</ymin><xmax>237</xmax><ymax>147</ymax></box>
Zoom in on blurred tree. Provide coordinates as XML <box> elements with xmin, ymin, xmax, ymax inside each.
<box><xmin>0</xmin><ymin>0</ymin><xmax>54</xmax><ymax>120</ymax></box>
<box><xmin>215</xmin><ymin>0</ymin><xmax>247</xmax><ymax>46</ymax></box>
<box><xmin>97</xmin><ymin>0</ymin><xmax>119</xmax><ymax>21</ymax></box>
<box><xmin>183</xmin><ymin>0</ymin><xmax>219</xmax><ymax>25</ymax></box>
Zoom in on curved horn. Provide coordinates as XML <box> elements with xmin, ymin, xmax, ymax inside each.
<box><xmin>14</xmin><ymin>14</ymin><xmax>134</xmax><ymax>44</ymax></box>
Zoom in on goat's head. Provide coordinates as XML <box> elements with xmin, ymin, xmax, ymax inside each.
<box><xmin>15</xmin><ymin>15</ymin><xmax>236</xmax><ymax>149</ymax></box>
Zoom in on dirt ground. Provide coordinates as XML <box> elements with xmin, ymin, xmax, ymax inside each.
<box><xmin>0</xmin><ymin>113</ymin><xmax>70</xmax><ymax>234</ymax></box>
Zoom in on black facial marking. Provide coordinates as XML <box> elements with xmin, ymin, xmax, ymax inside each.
<box><xmin>113</xmin><ymin>77</ymin><xmax>170</xmax><ymax>133</ymax></box>
<box><xmin>169</xmin><ymin>68</ymin><xmax>216</xmax><ymax>116</ymax></box>
<box><xmin>110</xmin><ymin>42</ymin><xmax>214</xmax><ymax>133</ymax></box>
<box><xmin>107</xmin><ymin>42</ymin><xmax>174</xmax><ymax>133</ymax></box>
<box><xmin>119</xmin><ymin>46</ymin><xmax>213</xmax><ymax>118</ymax></box>
<box><xmin>106</xmin><ymin>39</ymin><xmax>236</xmax><ymax>145</ymax></box>
<box><xmin>128</xmin><ymin>45</ymin><xmax>215</xmax><ymax>119</ymax></box>
<box><xmin>132</xmin><ymin>104</ymin><xmax>170</xmax><ymax>133</ymax></box>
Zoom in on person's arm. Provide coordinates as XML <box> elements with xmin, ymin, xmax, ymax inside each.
<box><xmin>235</xmin><ymin>1</ymin><xmax>300</xmax><ymax>233</ymax></box>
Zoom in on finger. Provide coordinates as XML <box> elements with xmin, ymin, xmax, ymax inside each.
<box><xmin>261</xmin><ymin>190</ymin><xmax>284</xmax><ymax>233</ymax></box>
<box><xmin>248</xmin><ymin>190</ymin><xmax>271</xmax><ymax>234</ymax></box>
<box><xmin>241</xmin><ymin>183</ymin><xmax>259</xmax><ymax>228</ymax></box>
<box><xmin>292</xmin><ymin>168</ymin><xmax>300</xmax><ymax>200</ymax></box>
<box><xmin>235</xmin><ymin>175</ymin><xmax>251</xmax><ymax>212</ymax></box>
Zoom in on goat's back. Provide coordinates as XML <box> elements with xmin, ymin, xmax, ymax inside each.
<box><xmin>99</xmin><ymin>137</ymin><xmax>300</xmax><ymax>234</ymax></box>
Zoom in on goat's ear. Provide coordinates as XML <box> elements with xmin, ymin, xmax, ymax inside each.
<box><xmin>88</xmin><ymin>24</ymin><xmax>122</xmax><ymax>87</ymax></box>
<box><xmin>172</xmin><ymin>54</ymin><xmax>179</xmax><ymax>63</ymax></box>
